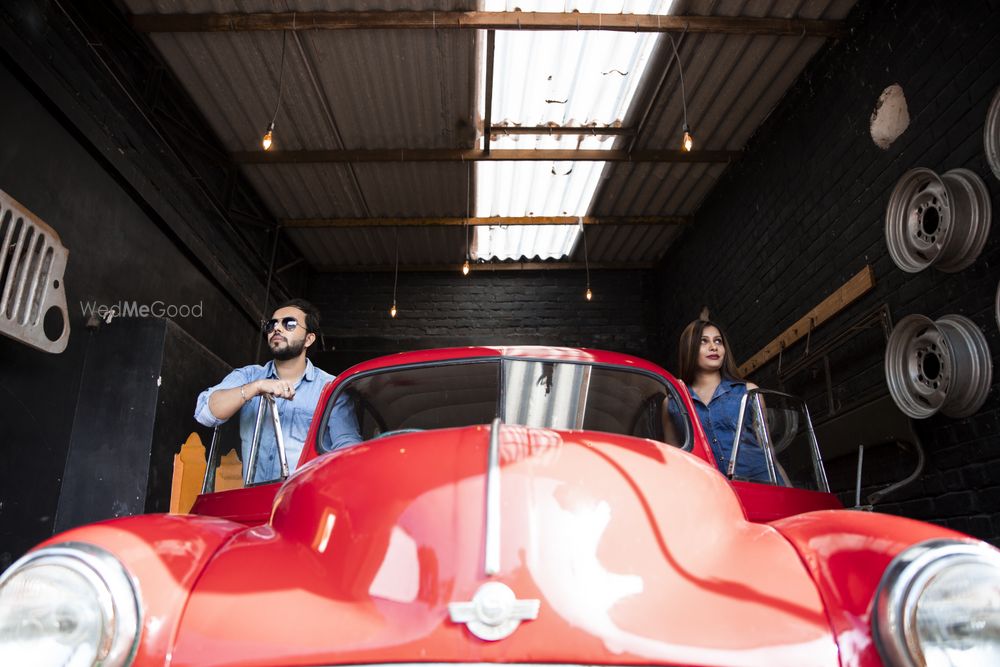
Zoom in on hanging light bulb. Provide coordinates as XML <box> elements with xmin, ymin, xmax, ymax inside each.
<box><xmin>389</xmin><ymin>303</ymin><xmax>397</xmax><ymax>318</ymax></box>
<box><xmin>462</xmin><ymin>260</ymin><xmax>470</xmax><ymax>276</ymax></box>
<box><xmin>585</xmin><ymin>287</ymin><xmax>593</xmax><ymax>301</ymax></box>
<box><xmin>262</xmin><ymin>121</ymin><xmax>275</xmax><ymax>151</ymax></box>
<box><xmin>682</xmin><ymin>123</ymin><xmax>694</xmax><ymax>152</ymax></box>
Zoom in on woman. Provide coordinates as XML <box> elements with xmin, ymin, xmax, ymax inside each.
<box><xmin>677</xmin><ymin>319</ymin><xmax>770</xmax><ymax>482</ymax></box>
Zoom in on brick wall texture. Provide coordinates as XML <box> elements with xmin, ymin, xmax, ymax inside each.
<box><xmin>309</xmin><ymin>269</ymin><xmax>663</xmax><ymax>371</ymax></box>
<box><xmin>658</xmin><ymin>0</ymin><xmax>1000</xmax><ymax>543</ymax></box>
<box><xmin>309</xmin><ymin>0</ymin><xmax>1000</xmax><ymax>544</ymax></box>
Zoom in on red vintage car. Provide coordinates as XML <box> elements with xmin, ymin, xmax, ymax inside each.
<box><xmin>1</xmin><ymin>346</ymin><xmax>997</xmax><ymax>667</ymax></box>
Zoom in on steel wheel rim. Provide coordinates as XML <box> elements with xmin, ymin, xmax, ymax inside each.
<box><xmin>934</xmin><ymin>169</ymin><xmax>992</xmax><ymax>272</ymax></box>
<box><xmin>885</xmin><ymin>168</ymin><xmax>953</xmax><ymax>273</ymax></box>
<box><xmin>886</xmin><ymin>314</ymin><xmax>993</xmax><ymax>418</ymax></box>
<box><xmin>936</xmin><ymin>315</ymin><xmax>992</xmax><ymax>418</ymax></box>
<box><xmin>885</xmin><ymin>314</ymin><xmax>951</xmax><ymax>418</ymax></box>
<box><xmin>986</xmin><ymin>87</ymin><xmax>1000</xmax><ymax>182</ymax></box>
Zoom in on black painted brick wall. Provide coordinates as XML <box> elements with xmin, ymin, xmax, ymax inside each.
<box><xmin>0</xmin><ymin>56</ymin><xmax>259</xmax><ymax>567</ymax></box>
<box><xmin>657</xmin><ymin>0</ymin><xmax>1000</xmax><ymax>544</ymax></box>
<box><xmin>307</xmin><ymin>269</ymin><xmax>662</xmax><ymax>374</ymax></box>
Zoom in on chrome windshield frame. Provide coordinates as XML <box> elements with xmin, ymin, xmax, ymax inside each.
<box><xmin>313</xmin><ymin>356</ymin><xmax>695</xmax><ymax>455</ymax></box>
<box><xmin>244</xmin><ymin>394</ymin><xmax>289</xmax><ymax>486</ymax></box>
<box><xmin>484</xmin><ymin>417</ymin><xmax>503</xmax><ymax>576</ymax></box>
<box><xmin>728</xmin><ymin>388</ymin><xmax>830</xmax><ymax>492</ymax></box>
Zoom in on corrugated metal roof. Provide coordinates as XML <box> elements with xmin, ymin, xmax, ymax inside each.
<box><xmin>287</xmin><ymin>226</ymin><xmax>466</xmax><ymax>270</ymax></box>
<box><xmin>125</xmin><ymin>0</ymin><xmax>856</xmax><ymax>270</ymax></box>
<box><xmin>596</xmin><ymin>0</ymin><xmax>855</xmax><ymax>216</ymax></box>
<box><xmin>475</xmin><ymin>0</ymin><xmax>672</xmax><ymax>261</ymax></box>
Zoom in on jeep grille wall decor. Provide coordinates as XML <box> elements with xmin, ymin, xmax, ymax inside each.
<box><xmin>0</xmin><ymin>190</ymin><xmax>69</xmax><ymax>353</ymax></box>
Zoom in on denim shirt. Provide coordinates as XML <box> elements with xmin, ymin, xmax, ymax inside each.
<box><xmin>194</xmin><ymin>359</ymin><xmax>361</xmax><ymax>482</ymax></box>
<box><xmin>686</xmin><ymin>377</ymin><xmax>769</xmax><ymax>482</ymax></box>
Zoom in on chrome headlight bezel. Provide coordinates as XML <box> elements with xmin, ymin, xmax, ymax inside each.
<box><xmin>0</xmin><ymin>541</ymin><xmax>142</xmax><ymax>667</ymax></box>
<box><xmin>872</xmin><ymin>538</ymin><xmax>1000</xmax><ymax>667</ymax></box>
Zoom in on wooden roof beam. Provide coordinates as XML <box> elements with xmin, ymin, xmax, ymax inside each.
<box><xmin>483</xmin><ymin>30</ymin><xmax>495</xmax><ymax>157</ymax></box>
<box><xmin>131</xmin><ymin>11</ymin><xmax>844</xmax><ymax>38</ymax></box>
<box><xmin>282</xmin><ymin>215</ymin><xmax>689</xmax><ymax>228</ymax></box>
<box><xmin>317</xmin><ymin>261</ymin><xmax>656</xmax><ymax>273</ymax></box>
<box><xmin>234</xmin><ymin>148</ymin><xmax>739</xmax><ymax>163</ymax></box>
<box><xmin>490</xmin><ymin>125</ymin><xmax>632</xmax><ymax>136</ymax></box>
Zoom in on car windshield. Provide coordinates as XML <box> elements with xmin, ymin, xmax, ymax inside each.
<box><xmin>729</xmin><ymin>389</ymin><xmax>831</xmax><ymax>492</ymax></box>
<box><xmin>326</xmin><ymin>358</ymin><xmax>690</xmax><ymax>448</ymax></box>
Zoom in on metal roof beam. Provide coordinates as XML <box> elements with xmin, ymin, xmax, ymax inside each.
<box><xmin>318</xmin><ymin>261</ymin><xmax>655</xmax><ymax>273</ymax></box>
<box><xmin>490</xmin><ymin>125</ymin><xmax>632</xmax><ymax>135</ymax></box>
<box><xmin>483</xmin><ymin>30</ymin><xmax>495</xmax><ymax>157</ymax></box>
<box><xmin>131</xmin><ymin>12</ymin><xmax>844</xmax><ymax>38</ymax></box>
<box><xmin>283</xmin><ymin>215</ymin><xmax>689</xmax><ymax>228</ymax></box>
<box><xmin>234</xmin><ymin>148</ymin><xmax>738</xmax><ymax>163</ymax></box>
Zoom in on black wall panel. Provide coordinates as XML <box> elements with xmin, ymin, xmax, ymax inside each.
<box><xmin>307</xmin><ymin>269</ymin><xmax>663</xmax><ymax>374</ymax></box>
<box><xmin>656</xmin><ymin>0</ymin><xmax>1000</xmax><ymax>543</ymax></box>
<box><xmin>54</xmin><ymin>318</ymin><xmax>230</xmax><ymax>531</ymax></box>
<box><xmin>0</xmin><ymin>61</ymin><xmax>257</xmax><ymax>568</ymax></box>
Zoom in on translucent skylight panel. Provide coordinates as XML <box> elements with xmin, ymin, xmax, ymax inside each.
<box><xmin>490</xmin><ymin>30</ymin><xmax>656</xmax><ymax>130</ymax></box>
<box><xmin>475</xmin><ymin>0</ymin><xmax>675</xmax><ymax>261</ymax></box>
<box><xmin>472</xmin><ymin>224</ymin><xmax>579</xmax><ymax>262</ymax></box>
<box><xmin>478</xmin><ymin>134</ymin><xmax>609</xmax><ymax>217</ymax></box>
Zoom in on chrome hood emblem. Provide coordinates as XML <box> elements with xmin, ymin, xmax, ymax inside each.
<box><xmin>448</xmin><ymin>581</ymin><xmax>539</xmax><ymax>641</ymax></box>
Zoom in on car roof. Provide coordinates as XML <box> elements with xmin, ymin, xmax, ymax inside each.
<box><xmin>336</xmin><ymin>345</ymin><xmax>674</xmax><ymax>381</ymax></box>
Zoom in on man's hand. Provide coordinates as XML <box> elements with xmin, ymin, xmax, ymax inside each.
<box><xmin>254</xmin><ymin>379</ymin><xmax>296</xmax><ymax>400</ymax></box>
<box><xmin>207</xmin><ymin>378</ymin><xmax>296</xmax><ymax>422</ymax></box>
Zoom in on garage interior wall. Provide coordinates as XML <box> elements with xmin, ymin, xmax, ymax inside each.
<box><xmin>0</xmin><ymin>59</ymin><xmax>260</xmax><ymax>569</ymax></box>
<box><xmin>309</xmin><ymin>269</ymin><xmax>662</xmax><ymax>373</ymax></box>
<box><xmin>657</xmin><ymin>0</ymin><xmax>1000</xmax><ymax>544</ymax></box>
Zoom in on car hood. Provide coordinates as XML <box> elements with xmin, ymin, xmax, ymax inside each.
<box><xmin>170</xmin><ymin>424</ymin><xmax>838</xmax><ymax>667</ymax></box>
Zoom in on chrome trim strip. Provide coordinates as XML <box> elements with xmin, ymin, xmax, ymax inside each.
<box><xmin>268</xmin><ymin>395</ymin><xmax>290</xmax><ymax>479</ymax></box>
<box><xmin>245</xmin><ymin>396</ymin><xmax>268</xmax><ymax>485</ymax></box>
<box><xmin>802</xmin><ymin>402</ymin><xmax>830</xmax><ymax>492</ymax></box>
<box><xmin>202</xmin><ymin>426</ymin><xmax>221</xmax><ymax>494</ymax></box>
<box><xmin>485</xmin><ymin>416</ymin><xmax>502</xmax><ymax>576</ymax></box>
<box><xmin>727</xmin><ymin>394</ymin><xmax>750</xmax><ymax>478</ymax></box>
<box><xmin>751</xmin><ymin>395</ymin><xmax>778</xmax><ymax>484</ymax></box>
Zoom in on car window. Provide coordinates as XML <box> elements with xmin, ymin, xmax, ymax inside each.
<box><xmin>342</xmin><ymin>361</ymin><xmax>501</xmax><ymax>439</ymax></box>
<box><xmin>503</xmin><ymin>360</ymin><xmax>691</xmax><ymax>448</ymax></box>
<box><xmin>320</xmin><ymin>358</ymin><xmax>691</xmax><ymax>449</ymax></box>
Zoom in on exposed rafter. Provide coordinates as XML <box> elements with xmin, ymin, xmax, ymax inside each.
<box><xmin>317</xmin><ymin>261</ymin><xmax>656</xmax><ymax>273</ymax></box>
<box><xmin>234</xmin><ymin>148</ymin><xmax>739</xmax><ymax>164</ymax></box>
<box><xmin>491</xmin><ymin>125</ymin><xmax>632</xmax><ymax>136</ymax></box>
<box><xmin>282</xmin><ymin>215</ymin><xmax>689</xmax><ymax>228</ymax></box>
<box><xmin>131</xmin><ymin>11</ymin><xmax>844</xmax><ymax>38</ymax></box>
<box><xmin>483</xmin><ymin>29</ymin><xmax>495</xmax><ymax>157</ymax></box>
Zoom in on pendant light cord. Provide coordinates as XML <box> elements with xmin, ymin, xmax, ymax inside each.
<box><xmin>666</xmin><ymin>33</ymin><xmax>688</xmax><ymax>129</ymax></box>
<box><xmin>269</xmin><ymin>28</ymin><xmax>288</xmax><ymax>127</ymax></box>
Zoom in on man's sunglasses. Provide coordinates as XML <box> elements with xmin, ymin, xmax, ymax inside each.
<box><xmin>263</xmin><ymin>317</ymin><xmax>305</xmax><ymax>334</ymax></box>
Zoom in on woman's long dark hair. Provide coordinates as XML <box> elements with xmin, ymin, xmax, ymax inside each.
<box><xmin>677</xmin><ymin>319</ymin><xmax>744</xmax><ymax>385</ymax></box>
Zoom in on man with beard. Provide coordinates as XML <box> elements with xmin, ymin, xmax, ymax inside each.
<box><xmin>195</xmin><ymin>299</ymin><xmax>360</xmax><ymax>482</ymax></box>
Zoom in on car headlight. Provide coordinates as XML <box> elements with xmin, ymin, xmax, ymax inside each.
<box><xmin>0</xmin><ymin>542</ymin><xmax>140</xmax><ymax>667</ymax></box>
<box><xmin>873</xmin><ymin>538</ymin><xmax>1000</xmax><ymax>666</ymax></box>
